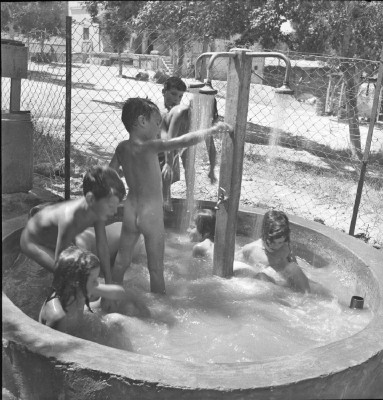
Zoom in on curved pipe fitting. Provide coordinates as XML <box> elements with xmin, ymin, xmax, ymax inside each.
<box><xmin>205</xmin><ymin>52</ymin><xmax>236</xmax><ymax>84</ymax></box>
<box><xmin>246</xmin><ymin>51</ymin><xmax>292</xmax><ymax>87</ymax></box>
<box><xmin>195</xmin><ymin>52</ymin><xmax>215</xmax><ymax>81</ymax></box>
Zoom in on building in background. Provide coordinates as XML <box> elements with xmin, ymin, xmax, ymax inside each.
<box><xmin>67</xmin><ymin>1</ymin><xmax>101</xmax><ymax>54</ymax></box>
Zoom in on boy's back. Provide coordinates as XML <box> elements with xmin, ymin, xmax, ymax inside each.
<box><xmin>20</xmin><ymin>165</ymin><xmax>126</xmax><ymax>276</ymax></box>
<box><xmin>114</xmin><ymin>139</ymin><xmax>163</xmax><ymax>203</ymax></box>
<box><xmin>24</xmin><ymin>199</ymin><xmax>84</xmax><ymax>250</ymax></box>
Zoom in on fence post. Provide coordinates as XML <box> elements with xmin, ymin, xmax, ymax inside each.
<box><xmin>65</xmin><ymin>16</ymin><xmax>72</xmax><ymax>200</ymax></box>
<box><xmin>349</xmin><ymin>47</ymin><xmax>383</xmax><ymax>236</ymax></box>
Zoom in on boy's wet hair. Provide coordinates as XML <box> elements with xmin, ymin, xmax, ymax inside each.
<box><xmin>163</xmin><ymin>76</ymin><xmax>187</xmax><ymax>92</ymax></box>
<box><xmin>262</xmin><ymin>210</ymin><xmax>290</xmax><ymax>245</ymax></box>
<box><xmin>121</xmin><ymin>97</ymin><xmax>160</xmax><ymax>132</ymax></box>
<box><xmin>49</xmin><ymin>246</ymin><xmax>100</xmax><ymax>312</ymax></box>
<box><xmin>83</xmin><ymin>165</ymin><xmax>126</xmax><ymax>201</ymax></box>
<box><xmin>194</xmin><ymin>208</ymin><xmax>216</xmax><ymax>241</ymax></box>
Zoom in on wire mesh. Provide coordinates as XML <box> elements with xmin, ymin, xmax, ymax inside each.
<box><xmin>1</xmin><ymin>20</ymin><xmax>382</xmax><ymax>248</ymax></box>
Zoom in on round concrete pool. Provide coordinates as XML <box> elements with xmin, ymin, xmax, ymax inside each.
<box><xmin>2</xmin><ymin>200</ymin><xmax>383</xmax><ymax>399</ymax></box>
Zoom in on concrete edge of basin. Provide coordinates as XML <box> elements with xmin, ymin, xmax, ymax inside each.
<box><xmin>2</xmin><ymin>204</ymin><xmax>383</xmax><ymax>399</ymax></box>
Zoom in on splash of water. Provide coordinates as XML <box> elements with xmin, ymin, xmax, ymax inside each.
<box><xmin>267</xmin><ymin>92</ymin><xmax>292</xmax><ymax>164</ymax></box>
<box><xmin>180</xmin><ymin>89</ymin><xmax>216</xmax><ymax>232</ymax></box>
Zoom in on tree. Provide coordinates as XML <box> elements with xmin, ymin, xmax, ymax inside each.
<box><xmin>132</xmin><ymin>0</ymin><xmax>261</xmax><ymax>76</ymax></box>
<box><xmin>83</xmin><ymin>1</ymin><xmax>144</xmax><ymax>75</ymax></box>
<box><xmin>85</xmin><ymin>0</ymin><xmax>382</xmax><ymax>158</ymax></box>
<box><xmin>1</xmin><ymin>2</ymin><xmax>66</xmax><ymax>58</ymax></box>
<box><xmin>243</xmin><ymin>0</ymin><xmax>383</xmax><ymax>159</ymax></box>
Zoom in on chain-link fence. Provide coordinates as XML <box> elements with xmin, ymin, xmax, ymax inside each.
<box><xmin>2</xmin><ymin>29</ymin><xmax>67</xmax><ymax>193</ymax></box>
<box><xmin>1</xmin><ymin>18</ymin><xmax>382</xmax><ymax>248</ymax></box>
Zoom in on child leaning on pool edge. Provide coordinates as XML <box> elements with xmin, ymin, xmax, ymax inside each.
<box><xmin>20</xmin><ymin>166</ymin><xmax>126</xmax><ymax>286</ymax></box>
<box><xmin>109</xmin><ymin>97</ymin><xmax>233</xmax><ymax>295</ymax></box>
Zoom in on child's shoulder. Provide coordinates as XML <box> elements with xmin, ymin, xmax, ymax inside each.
<box><xmin>168</xmin><ymin>104</ymin><xmax>190</xmax><ymax>118</ymax></box>
<box><xmin>116</xmin><ymin>139</ymin><xmax>130</xmax><ymax>148</ymax></box>
<box><xmin>244</xmin><ymin>238</ymin><xmax>263</xmax><ymax>250</ymax></box>
<box><xmin>39</xmin><ymin>297</ymin><xmax>66</xmax><ymax>327</ymax></box>
<box><xmin>115</xmin><ymin>140</ymin><xmax>131</xmax><ymax>153</ymax></box>
<box><xmin>28</xmin><ymin>201</ymin><xmax>67</xmax><ymax>225</ymax></box>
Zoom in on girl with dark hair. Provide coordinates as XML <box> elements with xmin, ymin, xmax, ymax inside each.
<box><xmin>39</xmin><ymin>246</ymin><xmax>148</xmax><ymax>335</ymax></box>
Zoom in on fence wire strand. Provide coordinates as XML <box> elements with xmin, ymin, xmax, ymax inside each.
<box><xmin>1</xmin><ymin>19</ymin><xmax>382</xmax><ymax>248</ymax></box>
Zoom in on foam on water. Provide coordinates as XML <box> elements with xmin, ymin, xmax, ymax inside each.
<box><xmin>94</xmin><ymin>230</ymin><xmax>373</xmax><ymax>362</ymax></box>
<box><xmin>4</xmin><ymin>230</ymin><xmax>373</xmax><ymax>363</ymax></box>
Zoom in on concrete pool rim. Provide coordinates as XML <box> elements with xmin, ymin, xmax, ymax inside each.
<box><xmin>2</xmin><ymin>202</ymin><xmax>383</xmax><ymax>399</ymax></box>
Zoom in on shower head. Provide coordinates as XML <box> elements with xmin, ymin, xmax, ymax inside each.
<box><xmin>275</xmin><ymin>84</ymin><xmax>294</xmax><ymax>95</ymax></box>
<box><xmin>199</xmin><ymin>81</ymin><xmax>218</xmax><ymax>95</ymax></box>
<box><xmin>189</xmin><ymin>80</ymin><xmax>205</xmax><ymax>90</ymax></box>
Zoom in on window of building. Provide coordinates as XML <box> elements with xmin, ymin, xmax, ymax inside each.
<box><xmin>83</xmin><ymin>27</ymin><xmax>89</xmax><ymax>41</ymax></box>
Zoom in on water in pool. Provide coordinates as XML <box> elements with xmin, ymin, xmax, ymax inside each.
<box><xmin>4</xmin><ymin>229</ymin><xmax>372</xmax><ymax>363</ymax></box>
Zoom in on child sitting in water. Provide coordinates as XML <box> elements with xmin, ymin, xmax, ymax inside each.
<box><xmin>39</xmin><ymin>246</ymin><xmax>149</xmax><ymax>348</ymax></box>
<box><xmin>190</xmin><ymin>209</ymin><xmax>310</xmax><ymax>292</ymax></box>
<box><xmin>235</xmin><ymin>210</ymin><xmax>311</xmax><ymax>293</ymax></box>
<box><xmin>189</xmin><ymin>209</ymin><xmax>216</xmax><ymax>259</ymax></box>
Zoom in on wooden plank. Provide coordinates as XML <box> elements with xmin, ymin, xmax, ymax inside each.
<box><xmin>213</xmin><ymin>50</ymin><xmax>252</xmax><ymax>277</ymax></box>
<box><xmin>1</xmin><ymin>44</ymin><xmax>28</xmax><ymax>79</ymax></box>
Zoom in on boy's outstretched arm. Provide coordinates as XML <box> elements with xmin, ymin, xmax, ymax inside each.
<box><xmin>155</xmin><ymin>122</ymin><xmax>233</xmax><ymax>153</ymax></box>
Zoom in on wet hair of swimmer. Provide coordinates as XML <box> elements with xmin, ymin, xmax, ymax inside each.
<box><xmin>261</xmin><ymin>210</ymin><xmax>291</xmax><ymax>247</ymax></box>
<box><xmin>47</xmin><ymin>246</ymin><xmax>100</xmax><ymax>313</ymax></box>
<box><xmin>194</xmin><ymin>209</ymin><xmax>216</xmax><ymax>241</ymax></box>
